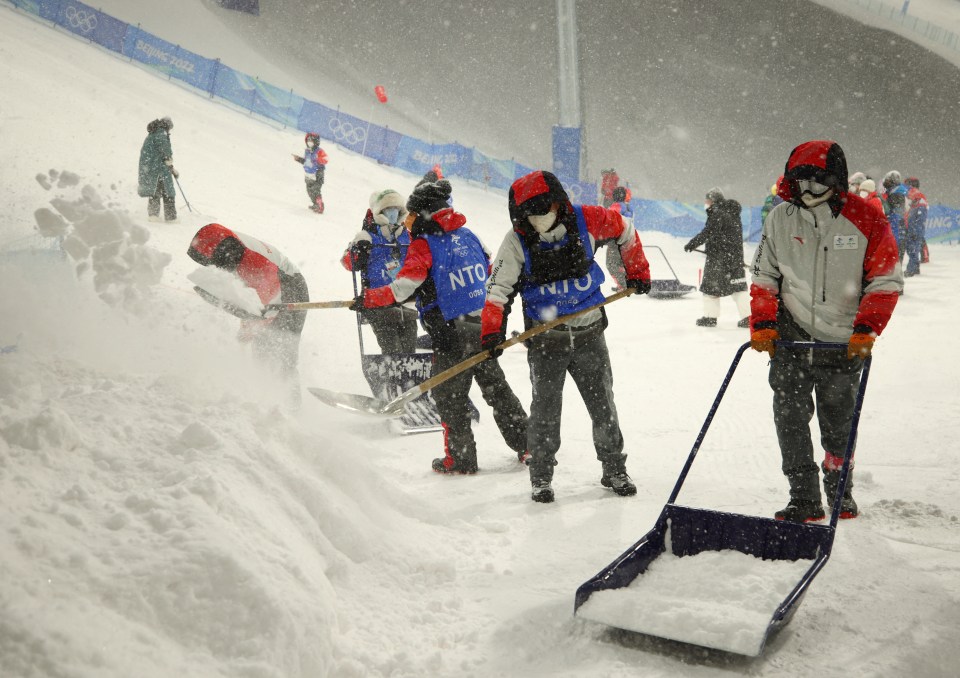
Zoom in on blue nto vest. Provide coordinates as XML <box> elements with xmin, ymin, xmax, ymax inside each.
<box><xmin>365</xmin><ymin>228</ymin><xmax>410</xmax><ymax>287</ymax></box>
<box><xmin>303</xmin><ymin>148</ymin><xmax>323</xmax><ymax>174</ymax></box>
<box><xmin>519</xmin><ymin>206</ymin><xmax>605</xmax><ymax>322</ymax></box>
<box><xmin>420</xmin><ymin>228</ymin><xmax>488</xmax><ymax>322</ymax></box>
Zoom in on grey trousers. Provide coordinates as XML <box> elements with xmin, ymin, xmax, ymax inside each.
<box><xmin>526</xmin><ymin>326</ymin><xmax>626</xmax><ymax>483</ymax></box>
<box><xmin>769</xmin><ymin>345</ymin><xmax>863</xmax><ymax>499</ymax></box>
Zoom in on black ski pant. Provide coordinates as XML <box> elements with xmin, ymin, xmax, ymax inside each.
<box><xmin>768</xmin><ymin>344</ymin><xmax>863</xmax><ymax>502</ymax></box>
<box><xmin>148</xmin><ymin>177</ymin><xmax>177</xmax><ymax>221</ymax></box>
<box><xmin>525</xmin><ymin>323</ymin><xmax>626</xmax><ymax>484</ymax></box>
<box><xmin>431</xmin><ymin>317</ymin><xmax>528</xmax><ymax>466</ymax></box>
<box><xmin>305</xmin><ymin>167</ymin><xmax>325</xmax><ymax>205</ymax></box>
<box><xmin>366</xmin><ymin>306</ymin><xmax>418</xmax><ymax>354</ymax></box>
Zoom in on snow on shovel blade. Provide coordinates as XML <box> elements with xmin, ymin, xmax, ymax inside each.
<box><xmin>307</xmin><ymin>387</ymin><xmax>401</xmax><ymax>417</ymax></box>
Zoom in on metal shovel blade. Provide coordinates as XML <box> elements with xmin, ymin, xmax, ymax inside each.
<box><xmin>307</xmin><ymin>387</ymin><xmax>401</xmax><ymax>417</ymax></box>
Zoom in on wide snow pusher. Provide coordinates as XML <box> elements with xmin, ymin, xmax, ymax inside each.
<box><xmin>574</xmin><ymin>341</ymin><xmax>872</xmax><ymax>656</ymax></box>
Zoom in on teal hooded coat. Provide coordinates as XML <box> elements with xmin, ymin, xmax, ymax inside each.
<box><xmin>138</xmin><ymin>119</ymin><xmax>175</xmax><ymax>198</ymax></box>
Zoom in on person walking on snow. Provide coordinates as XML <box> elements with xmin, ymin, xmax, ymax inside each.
<box><xmin>138</xmin><ymin>117</ymin><xmax>178</xmax><ymax>223</ymax></box>
<box><xmin>749</xmin><ymin>140</ymin><xmax>902</xmax><ymax>523</ymax></box>
<box><xmin>340</xmin><ymin>189</ymin><xmax>418</xmax><ymax>353</ymax></box>
<box><xmin>684</xmin><ymin>187</ymin><xmax>751</xmax><ymax>328</ymax></box>
<box><xmin>293</xmin><ymin>132</ymin><xmax>328</xmax><ymax>213</ymax></box>
<box><xmin>356</xmin><ymin>180</ymin><xmax>528</xmax><ymax>474</ymax></box>
<box><xmin>480</xmin><ymin>170</ymin><xmax>651</xmax><ymax>503</ymax></box>
<box><xmin>187</xmin><ymin>224</ymin><xmax>310</xmax><ymax>406</ymax></box>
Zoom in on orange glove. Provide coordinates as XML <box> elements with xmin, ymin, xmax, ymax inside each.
<box><xmin>750</xmin><ymin>328</ymin><xmax>779</xmax><ymax>358</ymax></box>
<box><xmin>847</xmin><ymin>332</ymin><xmax>875</xmax><ymax>360</ymax></box>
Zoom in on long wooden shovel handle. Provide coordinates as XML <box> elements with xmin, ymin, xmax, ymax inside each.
<box><xmin>266</xmin><ymin>300</ymin><xmax>355</xmax><ymax>311</ymax></box>
<box><xmin>380</xmin><ymin>288</ymin><xmax>637</xmax><ymax>414</ymax></box>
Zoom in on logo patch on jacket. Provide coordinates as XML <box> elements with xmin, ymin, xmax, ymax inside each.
<box><xmin>833</xmin><ymin>235</ymin><xmax>859</xmax><ymax>250</ymax></box>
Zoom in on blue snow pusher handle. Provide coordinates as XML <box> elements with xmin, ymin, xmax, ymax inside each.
<box><xmin>574</xmin><ymin>341</ymin><xmax>872</xmax><ymax>656</ymax></box>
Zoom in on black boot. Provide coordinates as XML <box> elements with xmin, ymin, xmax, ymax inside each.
<box><xmin>432</xmin><ymin>455</ymin><xmax>478</xmax><ymax>475</ymax></box>
<box><xmin>823</xmin><ymin>465</ymin><xmax>859</xmax><ymax>519</ymax></box>
<box><xmin>531</xmin><ymin>477</ymin><xmax>554</xmax><ymax>503</ymax></box>
<box><xmin>774</xmin><ymin>500</ymin><xmax>826</xmax><ymax>523</ymax></box>
<box><xmin>775</xmin><ymin>468</ymin><xmax>824</xmax><ymax>523</ymax></box>
<box><xmin>695</xmin><ymin>317</ymin><xmax>717</xmax><ymax>328</ymax></box>
<box><xmin>601</xmin><ymin>472</ymin><xmax>637</xmax><ymax>496</ymax></box>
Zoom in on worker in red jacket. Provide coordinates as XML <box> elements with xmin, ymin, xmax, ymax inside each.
<box><xmin>188</xmin><ymin>223</ymin><xmax>310</xmax><ymax>404</ymax></box>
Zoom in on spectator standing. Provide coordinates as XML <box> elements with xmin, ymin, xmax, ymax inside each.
<box><xmin>858</xmin><ymin>179</ymin><xmax>885</xmax><ymax>217</ymax></box>
<box><xmin>904</xmin><ymin>186</ymin><xmax>928</xmax><ymax>277</ymax></box>
<box><xmin>684</xmin><ymin>188</ymin><xmax>751</xmax><ymax>328</ymax></box>
<box><xmin>749</xmin><ymin>140</ymin><xmax>903</xmax><ymax>523</ymax></box>
<box><xmin>605</xmin><ymin>185</ymin><xmax>634</xmax><ymax>289</ymax></box>
<box><xmin>293</xmin><ymin>132</ymin><xmax>328</xmax><ymax>213</ymax></box>
<box><xmin>600</xmin><ymin>168</ymin><xmax>620</xmax><ymax>208</ymax></box>
<box><xmin>882</xmin><ymin>170</ymin><xmax>909</xmax><ymax>262</ymax></box>
<box><xmin>138</xmin><ymin>117</ymin><xmax>178</xmax><ymax>223</ymax></box>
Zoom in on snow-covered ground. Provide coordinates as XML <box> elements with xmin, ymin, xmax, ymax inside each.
<box><xmin>2</xmin><ymin>4</ymin><xmax>960</xmax><ymax>678</ymax></box>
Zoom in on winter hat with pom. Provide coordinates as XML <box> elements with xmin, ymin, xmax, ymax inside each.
<box><xmin>406</xmin><ymin>180</ymin><xmax>452</xmax><ymax>216</ymax></box>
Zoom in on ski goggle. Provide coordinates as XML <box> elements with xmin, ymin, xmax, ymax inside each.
<box><xmin>796</xmin><ymin>179</ymin><xmax>833</xmax><ymax>197</ymax></box>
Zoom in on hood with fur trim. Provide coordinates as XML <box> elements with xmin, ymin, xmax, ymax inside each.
<box><xmin>369</xmin><ymin>189</ymin><xmax>408</xmax><ymax>227</ymax></box>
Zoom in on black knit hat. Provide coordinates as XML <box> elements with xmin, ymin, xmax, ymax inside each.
<box><xmin>406</xmin><ymin>179</ymin><xmax>452</xmax><ymax>214</ymax></box>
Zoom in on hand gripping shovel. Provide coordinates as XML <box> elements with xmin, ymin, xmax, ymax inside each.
<box><xmin>308</xmin><ymin>288</ymin><xmax>638</xmax><ymax>417</ymax></box>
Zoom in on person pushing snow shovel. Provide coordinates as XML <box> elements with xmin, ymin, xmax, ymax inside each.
<box><xmin>749</xmin><ymin>140</ymin><xmax>903</xmax><ymax>523</ymax></box>
<box><xmin>481</xmin><ymin>170</ymin><xmax>651</xmax><ymax>503</ymax></box>
<box><xmin>354</xmin><ymin>179</ymin><xmax>528</xmax><ymax>474</ymax></box>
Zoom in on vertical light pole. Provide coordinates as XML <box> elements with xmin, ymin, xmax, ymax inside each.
<box><xmin>555</xmin><ymin>0</ymin><xmax>585</xmax><ymax>180</ymax></box>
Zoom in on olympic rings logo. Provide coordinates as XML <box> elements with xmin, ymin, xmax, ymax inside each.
<box><xmin>563</xmin><ymin>181</ymin><xmax>584</xmax><ymax>203</ymax></box>
<box><xmin>65</xmin><ymin>6</ymin><xmax>98</xmax><ymax>34</ymax></box>
<box><xmin>328</xmin><ymin>118</ymin><xmax>366</xmax><ymax>145</ymax></box>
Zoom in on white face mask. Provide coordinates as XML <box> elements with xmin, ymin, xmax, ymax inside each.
<box><xmin>381</xmin><ymin>207</ymin><xmax>400</xmax><ymax>225</ymax></box>
<box><xmin>528</xmin><ymin>211</ymin><xmax>557</xmax><ymax>234</ymax></box>
<box><xmin>859</xmin><ymin>189</ymin><xmax>869</xmax><ymax>198</ymax></box>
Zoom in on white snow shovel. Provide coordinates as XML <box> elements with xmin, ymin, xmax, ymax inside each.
<box><xmin>574</xmin><ymin>341</ymin><xmax>873</xmax><ymax>656</ymax></box>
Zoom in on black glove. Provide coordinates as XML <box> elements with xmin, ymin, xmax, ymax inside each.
<box><xmin>683</xmin><ymin>243</ymin><xmax>695</xmax><ymax>252</ymax></box>
<box><xmin>626</xmin><ymin>278</ymin><xmax>651</xmax><ymax>295</ymax></box>
<box><xmin>480</xmin><ymin>332</ymin><xmax>505</xmax><ymax>358</ymax></box>
<box><xmin>349</xmin><ymin>293</ymin><xmax>365</xmax><ymax>312</ymax></box>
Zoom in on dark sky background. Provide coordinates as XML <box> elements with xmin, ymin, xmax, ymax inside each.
<box><xmin>221</xmin><ymin>0</ymin><xmax>960</xmax><ymax>205</ymax></box>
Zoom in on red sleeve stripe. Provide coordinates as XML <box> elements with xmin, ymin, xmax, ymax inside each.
<box><xmin>237</xmin><ymin>250</ymin><xmax>281</xmax><ymax>305</ymax></box>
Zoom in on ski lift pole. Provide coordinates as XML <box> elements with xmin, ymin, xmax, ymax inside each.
<box><xmin>174</xmin><ymin>175</ymin><xmax>194</xmax><ymax>213</ymax></box>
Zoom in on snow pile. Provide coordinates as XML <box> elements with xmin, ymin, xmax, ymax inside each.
<box><xmin>34</xmin><ymin>170</ymin><xmax>172</xmax><ymax>313</ymax></box>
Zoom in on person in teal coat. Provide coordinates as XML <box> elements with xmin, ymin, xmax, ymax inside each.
<box><xmin>138</xmin><ymin>117</ymin><xmax>178</xmax><ymax>222</ymax></box>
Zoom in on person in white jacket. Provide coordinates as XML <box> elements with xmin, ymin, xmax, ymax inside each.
<box><xmin>749</xmin><ymin>140</ymin><xmax>903</xmax><ymax>523</ymax></box>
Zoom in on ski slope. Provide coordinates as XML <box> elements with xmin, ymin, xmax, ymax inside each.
<box><xmin>2</xmin><ymin>5</ymin><xmax>960</xmax><ymax>677</ymax></box>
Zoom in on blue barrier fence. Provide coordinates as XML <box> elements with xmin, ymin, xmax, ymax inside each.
<box><xmin>9</xmin><ymin>0</ymin><xmax>960</xmax><ymax>242</ymax></box>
